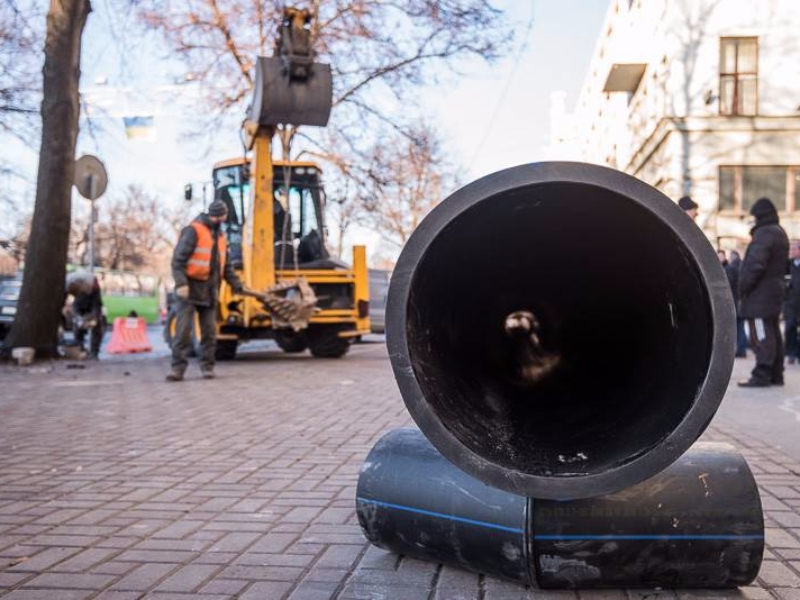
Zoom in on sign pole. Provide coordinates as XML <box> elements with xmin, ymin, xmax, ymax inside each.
<box><xmin>88</xmin><ymin>174</ymin><xmax>96</xmax><ymax>272</ymax></box>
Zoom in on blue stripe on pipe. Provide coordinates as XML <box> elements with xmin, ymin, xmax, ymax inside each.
<box><xmin>356</xmin><ymin>497</ymin><xmax>764</xmax><ymax>541</ymax></box>
<box><xmin>356</xmin><ymin>496</ymin><xmax>525</xmax><ymax>534</ymax></box>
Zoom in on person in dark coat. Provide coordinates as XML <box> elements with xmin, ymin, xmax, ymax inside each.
<box><xmin>738</xmin><ymin>197</ymin><xmax>790</xmax><ymax>387</ymax></box>
<box><xmin>167</xmin><ymin>200</ymin><xmax>243</xmax><ymax>381</ymax></box>
<box><xmin>726</xmin><ymin>250</ymin><xmax>747</xmax><ymax>357</ymax></box>
<box><xmin>678</xmin><ymin>196</ymin><xmax>699</xmax><ymax>220</ymax></box>
<box><xmin>783</xmin><ymin>241</ymin><xmax>800</xmax><ymax>363</ymax></box>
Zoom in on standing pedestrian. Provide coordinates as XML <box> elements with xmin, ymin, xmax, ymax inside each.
<box><xmin>784</xmin><ymin>241</ymin><xmax>800</xmax><ymax>364</ymax></box>
<box><xmin>738</xmin><ymin>197</ymin><xmax>790</xmax><ymax>387</ymax></box>
<box><xmin>727</xmin><ymin>250</ymin><xmax>747</xmax><ymax>357</ymax></box>
<box><xmin>167</xmin><ymin>200</ymin><xmax>243</xmax><ymax>382</ymax></box>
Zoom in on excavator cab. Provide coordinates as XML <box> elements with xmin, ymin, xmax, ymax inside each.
<box><xmin>212</xmin><ymin>160</ymin><xmax>333</xmax><ymax>269</ymax></box>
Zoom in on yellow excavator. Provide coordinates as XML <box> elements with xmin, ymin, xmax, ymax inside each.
<box><xmin>166</xmin><ymin>7</ymin><xmax>370</xmax><ymax>360</ymax></box>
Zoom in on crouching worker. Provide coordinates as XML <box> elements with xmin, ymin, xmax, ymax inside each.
<box><xmin>167</xmin><ymin>200</ymin><xmax>243</xmax><ymax>381</ymax></box>
<box><xmin>66</xmin><ymin>271</ymin><xmax>105</xmax><ymax>358</ymax></box>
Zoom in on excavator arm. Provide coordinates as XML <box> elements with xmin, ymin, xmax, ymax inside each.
<box><xmin>239</xmin><ymin>7</ymin><xmax>333</xmax><ymax>329</ymax></box>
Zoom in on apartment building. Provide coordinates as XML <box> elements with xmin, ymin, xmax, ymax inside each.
<box><xmin>553</xmin><ymin>0</ymin><xmax>800</xmax><ymax>248</ymax></box>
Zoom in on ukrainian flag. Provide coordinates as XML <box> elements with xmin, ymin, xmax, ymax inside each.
<box><xmin>123</xmin><ymin>116</ymin><xmax>156</xmax><ymax>142</ymax></box>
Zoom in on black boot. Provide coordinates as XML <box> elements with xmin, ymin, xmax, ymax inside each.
<box><xmin>737</xmin><ymin>378</ymin><xmax>771</xmax><ymax>388</ymax></box>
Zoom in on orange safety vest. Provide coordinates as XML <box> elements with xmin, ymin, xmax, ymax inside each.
<box><xmin>186</xmin><ymin>221</ymin><xmax>227</xmax><ymax>281</ymax></box>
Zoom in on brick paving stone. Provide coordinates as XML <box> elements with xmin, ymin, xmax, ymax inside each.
<box><xmin>216</xmin><ymin>564</ymin><xmax>305</xmax><ymax>581</ymax></box>
<box><xmin>198</xmin><ymin>578</ymin><xmax>250</xmax><ymax>595</ymax></box>
<box><xmin>133</xmin><ymin>538</ymin><xmax>207</xmax><ymax>552</ymax></box>
<box><xmin>287</xmin><ymin>580</ymin><xmax>342</xmax><ymax>600</ymax></box>
<box><xmin>152</xmin><ymin>521</ymin><xmax>205</xmax><ymax>539</ymax></box>
<box><xmin>6</xmin><ymin>546</ymin><xmax>82</xmax><ymax>571</ymax></box>
<box><xmin>141</xmin><ymin>593</ymin><xmax>231</xmax><ymax>600</ymax></box>
<box><xmin>432</xmin><ymin>565</ymin><xmax>481</xmax><ymax>599</ymax></box>
<box><xmin>773</xmin><ymin>513</ymin><xmax>800</xmax><ymax>528</ymax></box>
<box><xmin>1</xmin><ymin>590</ymin><xmax>96</xmax><ymax>600</ymax></box>
<box><xmin>356</xmin><ymin>546</ymin><xmax>397</xmax><ymax>571</ymax></box>
<box><xmin>111</xmin><ymin>563</ymin><xmax>178</xmax><ymax>591</ymax></box>
<box><xmin>0</xmin><ymin>572</ymin><xmax>33</xmax><ymax>588</ymax></box>
<box><xmin>246</xmin><ymin>532</ymin><xmax>297</xmax><ymax>553</ymax></box>
<box><xmin>481</xmin><ymin>578</ymin><xmax>540</xmax><ymax>600</ymax></box>
<box><xmin>767</xmin><ymin>528</ymin><xmax>800</xmax><ymax>549</ymax></box>
<box><xmin>234</xmin><ymin>552</ymin><xmax>315</xmax><ymax>567</ymax></box>
<box><xmin>338</xmin><ymin>581</ymin><xmax>429</xmax><ymax>600</ymax></box>
<box><xmin>759</xmin><ymin>561</ymin><xmax>800</xmax><ymax>587</ymax></box>
<box><xmin>314</xmin><ymin>544</ymin><xmax>363</xmax><ymax>569</ymax></box>
<box><xmin>206</xmin><ymin>532</ymin><xmax>260</xmax><ymax>553</ymax></box>
<box><xmin>91</xmin><ymin>561</ymin><xmax>139</xmax><ymax>576</ymax></box>
<box><xmin>238</xmin><ymin>580</ymin><xmax>295</xmax><ymax>599</ymax></box>
<box><xmin>192</xmin><ymin>552</ymin><xmax>238</xmax><ymax>565</ymax></box>
<box><xmin>153</xmin><ymin>563</ymin><xmax>221</xmax><ymax>593</ymax></box>
<box><xmin>738</xmin><ymin>587</ymin><xmax>779</xmax><ymax>599</ymax></box>
<box><xmin>302</xmin><ymin>568</ymin><xmax>350</xmax><ymax>583</ymax></box>
<box><xmin>22</xmin><ymin>572</ymin><xmax>116</xmax><ymax>589</ymax></box>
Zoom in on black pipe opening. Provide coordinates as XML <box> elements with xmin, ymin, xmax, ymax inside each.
<box><xmin>406</xmin><ymin>182</ymin><xmax>713</xmax><ymax>479</ymax></box>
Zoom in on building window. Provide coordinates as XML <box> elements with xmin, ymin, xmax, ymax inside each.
<box><xmin>719</xmin><ymin>37</ymin><xmax>758</xmax><ymax>115</ymax></box>
<box><xmin>719</xmin><ymin>166</ymin><xmax>795</xmax><ymax>212</ymax></box>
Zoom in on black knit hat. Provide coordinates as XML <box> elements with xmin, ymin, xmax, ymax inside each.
<box><xmin>207</xmin><ymin>200</ymin><xmax>228</xmax><ymax>217</ymax></box>
<box><xmin>678</xmin><ymin>196</ymin><xmax>698</xmax><ymax>211</ymax></box>
<box><xmin>750</xmin><ymin>197</ymin><xmax>777</xmax><ymax>219</ymax></box>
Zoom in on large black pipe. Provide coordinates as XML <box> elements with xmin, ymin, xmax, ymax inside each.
<box><xmin>387</xmin><ymin>162</ymin><xmax>735</xmax><ymax>500</ymax></box>
<box><xmin>357</xmin><ymin>429</ymin><xmax>764</xmax><ymax>589</ymax></box>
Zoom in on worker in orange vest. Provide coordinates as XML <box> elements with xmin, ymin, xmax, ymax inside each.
<box><xmin>167</xmin><ymin>199</ymin><xmax>243</xmax><ymax>381</ymax></box>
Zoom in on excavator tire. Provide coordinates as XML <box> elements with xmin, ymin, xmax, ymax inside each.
<box><xmin>308</xmin><ymin>326</ymin><xmax>352</xmax><ymax>359</ymax></box>
<box><xmin>215</xmin><ymin>340</ymin><xmax>238</xmax><ymax>361</ymax></box>
<box><xmin>275</xmin><ymin>330</ymin><xmax>309</xmax><ymax>353</ymax></box>
<box><xmin>164</xmin><ymin>308</ymin><xmax>200</xmax><ymax>357</ymax></box>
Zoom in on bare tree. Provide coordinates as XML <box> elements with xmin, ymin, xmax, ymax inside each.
<box><xmin>0</xmin><ymin>1</ymin><xmax>42</xmax><ymax>136</ymax></box>
<box><xmin>359</xmin><ymin>122</ymin><xmax>458</xmax><ymax>248</ymax></box>
<box><xmin>69</xmin><ymin>184</ymin><xmax>190</xmax><ymax>279</ymax></box>
<box><xmin>138</xmin><ymin>1</ymin><xmax>507</xmax><ymax>122</ymax></box>
<box><xmin>1</xmin><ymin>2</ymin><xmax>43</xmax><ymax>221</ymax></box>
<box><xmin>4</xmin><ymin>0</ymin><xmax>91</xmax><ymax>357</ymax></box>
<box><xmin>135</xmin><ymin>0</ymin><xmax>509</xmax><ymax>243</ymax></box>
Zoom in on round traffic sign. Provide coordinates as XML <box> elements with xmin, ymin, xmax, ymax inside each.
<box><xmin>74</xmin><ymin>155</ymin><xmax>108</xmax><ymax>200</ymax></box>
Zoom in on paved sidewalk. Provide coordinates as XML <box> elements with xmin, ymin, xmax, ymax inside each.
<box><xmin>0</xmin><ymin>342</ymin><xmax>798</xmax><ymax>599</ymax></box>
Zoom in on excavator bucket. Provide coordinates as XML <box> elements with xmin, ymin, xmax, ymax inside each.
<box><xmin>248</xmin><ymin>56</ymin><xmax>333</xmax><ymax>127</ymax></box>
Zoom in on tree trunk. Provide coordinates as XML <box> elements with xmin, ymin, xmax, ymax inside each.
<box><xmin>3</xmin><ymin>0</ymin><xmax>91</xmax><ymax>358</ymax></box>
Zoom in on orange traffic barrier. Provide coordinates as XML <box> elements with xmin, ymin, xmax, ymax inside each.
<box><xmin>106</xmin><ymin>317</ymin><xmax>153</xmax><ymax>354</ymax></box>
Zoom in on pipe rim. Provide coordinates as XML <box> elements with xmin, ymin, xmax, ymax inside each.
<box><xmin>387</xmin><ymin>161</ymin><xmax>736</xmax><ymax>500</ymax></box>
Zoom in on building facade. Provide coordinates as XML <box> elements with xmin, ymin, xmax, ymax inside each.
<box><xmin>553</xmin><ymin>0</ymin><xmax>800</xmax><ymax>248</ymax></box>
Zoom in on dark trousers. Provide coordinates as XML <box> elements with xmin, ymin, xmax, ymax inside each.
<box><xmin>785</xmin><ymin>316</ymin><xmax>799</xmax><ymax>359</ymax></box>
<box><xmin>736</xmin><ymin>317</ymin><xmax>748</xmax><ymax>356</ymax></box>
<box><xmin>171</xmin><ymin>299</ymin><xmax>218</xmax><ymax>372</ymax></box>
<box><xmin>747</xmin><ymin>317</ymin><xmax>784</xmax><ymax>383</ymax></box>
<box><xmin>75</xmin><ymin>317</ymin><xmax>105</xmax><ymax>356</ymax></box>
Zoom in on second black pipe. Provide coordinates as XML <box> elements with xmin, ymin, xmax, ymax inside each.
<box><xmin>357</xmin><ymin>428</ymin><xmax>764</xmax><ymax>589</ymax></box>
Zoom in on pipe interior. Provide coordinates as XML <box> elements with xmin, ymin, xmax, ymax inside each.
<box><xmin>407</xmin><ymin>182</ymin><xmax>713</xmax><ymax>478</ymax></box>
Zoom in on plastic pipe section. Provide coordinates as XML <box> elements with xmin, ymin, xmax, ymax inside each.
<box><xmin>387</xmin><ymin>162</ymin><xmax>736</xmax><ymax>500</ymax></box>
<box><xmin>357</xmin><ymin>429</ymin><xmax>764</xmax><ymax>589</ymax></box>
